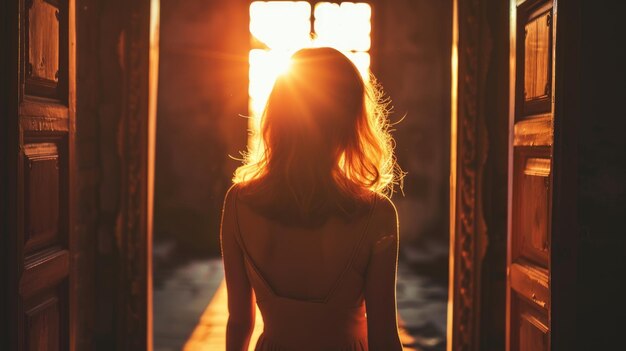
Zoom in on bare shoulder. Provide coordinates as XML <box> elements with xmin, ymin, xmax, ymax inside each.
<box><xmin>376</xmin><ymin>193</ymin><xmax>397</xmax><ymax>215</ymax></box>
<box><xmin>223</xmin><ymin>183</ymin><xmax>238</xmax><ymax>206</ymax></box>
<box><xmin>222</xmin><ymin>181</ymin><xmax>262</xmax><ymax>217</ymax></box>
<box><xmin>222</xmin><ymin>183</ymin><xmax>246</xmax><ymax>216</ymax></box>
<box><xmin>371</xmin><ymin>194</ymin><xmax>398</xmax><ymax>224</ymax></box>
<box><xmin>367</xmin><ymin>194</ymin><xmax>398</xmax><ymax>237</ymax></box>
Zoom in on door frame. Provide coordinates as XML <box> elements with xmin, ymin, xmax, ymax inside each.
<box><xmin>112</xmin><ymin>0</ymin><xmax>159</xmax><ymax>349</ymax></box>
<box><xmin>448</xmin><ymin>0</ymin><xmax>579</xmax><ymax>350</ymax></box>
<box><xmin>447</xmin><ymin>0</ymin><xmax>490</xmax><ymax>349</ymax></box>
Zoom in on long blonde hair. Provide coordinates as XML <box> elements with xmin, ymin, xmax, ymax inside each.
<box><xmin>234</xmin><ymin>47</ymin><xmax>402</xmax><ymax>222</ymax></box>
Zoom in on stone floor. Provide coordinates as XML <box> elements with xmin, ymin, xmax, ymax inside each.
<box><xmin>154</xmin><ymin>256</ymin><xmax>447</xmax><ymax>351</ymax></box>
<box><xmin>154</xmin><ymin>259</ymin><xmax>225</xmax><ymax>350</ymax></box>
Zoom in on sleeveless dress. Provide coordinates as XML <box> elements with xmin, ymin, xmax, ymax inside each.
<box><xmin>233</xmin><ymin>191</ymin><xmax>377</xmax><ymax>351</ymax></box>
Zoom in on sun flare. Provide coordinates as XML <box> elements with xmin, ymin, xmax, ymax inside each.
<box><xmin>248</xmin><ymin>1</ymin><xmax>372</xmax><ymax>151</ymax></box>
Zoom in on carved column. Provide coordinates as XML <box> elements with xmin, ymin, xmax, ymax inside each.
<box><xmin>448</xmin><ymin>0</ymin><xmax>491</xmax><ymax>350</ymax></box>
<box><xmin>115</xmin><ymin>0</ymin><xmax>158</xmax><ymax>349</ymax></box>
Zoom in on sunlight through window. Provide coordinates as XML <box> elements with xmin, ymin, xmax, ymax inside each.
<box><xmin>248</xmin><ymin>1</ymin><xmax>372</xmax><ymax>151</ymax></box>
<box><xmin>314</xmin><ymin>2</ymin><xmax>371</xmax><ymax>51</ymax></box>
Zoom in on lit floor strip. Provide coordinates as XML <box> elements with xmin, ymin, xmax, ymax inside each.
<box><xmin>183</xmin><ymin>278</ymin><xmax>417</xmax><ymax>350</ymax></box>
<box><xmin>184</xmin><ymin>279</ymin><xmax>263</xmax><ymax>351</ymax></box>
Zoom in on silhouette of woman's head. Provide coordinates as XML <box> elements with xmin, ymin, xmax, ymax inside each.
<box><xmin>235</xmin><ymin>47</ymin><xmax>400</xmax><ymax>221</ymax></box>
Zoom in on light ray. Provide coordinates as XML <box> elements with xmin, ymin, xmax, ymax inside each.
<box><xmin>248</xmin><ymin>1</ymin><xmax>372</xmax><ymax>151</ymax></box>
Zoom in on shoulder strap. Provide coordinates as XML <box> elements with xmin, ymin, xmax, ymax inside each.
<box><xmin>231</xmin><ymin>185</ymin><xmax>245</xmax><ymax>248</ymax></box>
<box><xmin>348</xmin><ymin>195</ymin><xmax>379</xmax><ymax>266</ymax></box>
<box><xmin>232</xmin><ymin>185</ymin><xmax>278</xmax><ymax>298</ymax></box>
<box><xmin>323</xmin><ymin>195</ymin><xmax>378</xmax><ymax>302</ymax></box>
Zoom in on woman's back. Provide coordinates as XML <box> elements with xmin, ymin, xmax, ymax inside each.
<box><xmin>222</xmin><ymin>184</ymin><xmax>403</xmax><ymax>350</ymax></box>
<box><xmin>236</xmin><ymin>187</ymin><xmax>374</xmax><ymax>302</ymax></box>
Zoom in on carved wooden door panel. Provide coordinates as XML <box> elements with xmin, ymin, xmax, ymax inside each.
<box><xmin>507</xmin><ymin>1</ymin><xmax>555</xmax><ymax>350</ymax></box>
<box><xmin>4</xmin><ymin>0</ymin><xmax>75</xmax><ymax>349</ymax></box>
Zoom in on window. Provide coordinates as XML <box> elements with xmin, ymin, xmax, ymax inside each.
<box><xmin>248</xmin><ymin>1</ymin><xmax>372</xmax><ymax>149</ymax></box>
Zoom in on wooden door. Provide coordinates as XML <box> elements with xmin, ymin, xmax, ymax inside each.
<box><xmin>2</xmin><ymin>0</ymin><xmax>76</xmax><ymax>349</ymax></box>
<box><xmin>507</xmin><ymin>1</ymin><xmax>555</xmax><ymax>350</ymax></box>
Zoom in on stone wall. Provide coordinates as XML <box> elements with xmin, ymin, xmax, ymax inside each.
<box><xmin>154</xmin><ymin>0</ymin><xmax>452</xmax><ymax>259</ymax></box>
<box><xmin>374</xmin><ymin>0</ymin><xmax>452</xmax><ymax>248</ymax></box>
<box><xmin>154</xmin><ymin>0</ymin><xmax>248</xmax><ymax>257</ymax></box>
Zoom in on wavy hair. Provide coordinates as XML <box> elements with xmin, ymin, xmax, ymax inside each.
<box><xmin>234</xmin><ymin>47</ymin><xmax>402</xmax><ymax>223</ymax></box>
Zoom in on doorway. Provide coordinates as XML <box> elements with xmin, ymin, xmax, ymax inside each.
<box><xmin>152</xmin><ymin>1</ymin><xmax>451</xmax><ymax>350</ymax></box>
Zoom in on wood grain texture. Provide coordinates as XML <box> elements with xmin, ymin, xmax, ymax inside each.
<box><xmin>513</xmin><ymin>115</ymin><xmax>552</xmax><ymax>146</ymax></box>
<box><xmin>115</xmin><ymin>0</ymin><xmax>157</xmax><ymax>348</ymax></box>
<box><xmin>515</xmin><ymin>1</ymin><xmax>552</xmax><ymax>116</ymax></box>
<box><xmin>509</xmin><ymin>297</ymin><xmax>549</xmax><ymax>351</ymax></box>
<box><xmin>518</xmin><ymin>310</ymin><xmax>548</xmax><ymax>351</ymax></box>
<box><xmin>25</xmin><ymin>296</ymin><xmax>60</xmax><ymax>351</ymax></box>
<box><xmin>9</xmin><ymin>0</ymin><xmax>74</xmax><ymax>349</ymax></box>
<box><xmin>24</xmin><ymin>143</ymin><xmax>60</xmax><ymax>254</ymax></box>
<box><xmin>507</xmin><ymin>1</ymin><xmax>554</xmax><ymax>350</ymax></box>
<box><xmin>28</xmin><ymin>0</ymin><xmax>59</xmax><ymax>83</ymax></box>
<box><xmin>20</xmin><ymin>249</ymin><xmax>69</xmax><ymax>297</ymax></box>
<box><xmin>523</xmin><ymin>11</ymin><xmax>550</xmax><ymax>102</ymax></box>
<box><xmin>449</xmin><ymin>0</ymin><xmax>490</xmax><ymax>349</ymax></box>
<box><xmin>509</xmin><ymin>262</ymin><xmax>549</xmax><ymax>310</ymax></box>
<box><xmin>513</xmin><ymin>147</ymin><xmax>551</xmax><ymax>266</ymax></box>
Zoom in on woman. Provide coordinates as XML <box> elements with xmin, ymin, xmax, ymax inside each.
<box><xmin>221</xmin><ymin>47</ymin><xmax>403</xmax><ymax>351</ymax></box>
